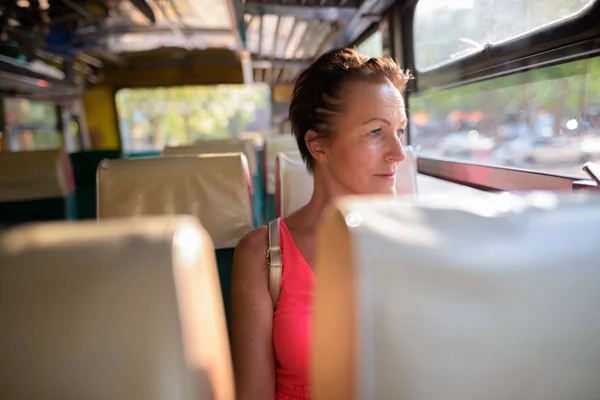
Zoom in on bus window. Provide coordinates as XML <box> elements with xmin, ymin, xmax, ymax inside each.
<box><xmin>3</xmin><ymin>98</ymin><xmax>63</xmax><ymax>152</ymax></box>
<box><xmin>356</xmin><ymin>20</ymin><xmax>393</xmax><ymax>60</ymax></box>
<box><xmin>115</xmin><ymin>84</ymin><xmax>271</xmax><ymax>153</ymax></box>
<box><xmin>357</xmin><ymin>29</ymin><xmax>384</xmax><ymax>58</ymax></box>
<box><xmin>414</xmin><ymin>0</ymin><xmax>596</xmax><ymax>71</ymax></box>
<box><xmin>409</xmin><ymin>56</ymin><xmax>600</xmax><ymax>179</ymax></box>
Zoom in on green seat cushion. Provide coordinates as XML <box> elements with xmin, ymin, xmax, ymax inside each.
<box><xmin>215</xmin><ymin>247</ymin><xmax>235</xmax><ymax>336</ymax></box>
<box><xmin>123</xmin><ymin>151</ymin><xmax>161</xmax><ymax>159</ymax></box>
<box><xmin>73</xmin><ymin>186</ymin><xmax>98</xmax><ymax>220</ymax></box>
<box><xmin>252</xmin><ymin>175</ymin><xmax>264</xmax><ymax>228</ymax></box>
<box><xmin>70</xmin><ymin>150</ymin><xmax>121</xmax><ymax>220</ymax></box>
<box><xmin>265</xmin><ymin>194</ymin><xmax>276</xmax><ymax>222</ymax></box>
<box><xmin>0</xmin><ymin>194</ymin><xmax>77</xmax><ymax>227</ymax></box>
<box><xmin>70</xmin><ymin>150</ymin><xmax>122</xmax><ymax>186</ymax></box>
<box><xmin>255</xmin><ymin>147</ymin><xmax>266</xmax><ymax>226</ymax></box>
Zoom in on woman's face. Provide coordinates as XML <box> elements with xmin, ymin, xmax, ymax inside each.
<box><xmin>312</xmin><ymin>80</ymin><xmax>407</xmax><ymax>196</ymax></box>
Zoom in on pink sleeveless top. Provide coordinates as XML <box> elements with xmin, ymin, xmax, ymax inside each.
<box><xmin>273</xmin><ymin>220</ymin><xmax>316</xmax><ymax>400</ymax></box>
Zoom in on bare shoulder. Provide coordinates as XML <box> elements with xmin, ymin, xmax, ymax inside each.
<box><xmin>234</xmin><ymin>225</ymin><xmax>268</xmax><ymax>265</ymax></box>
<box><xmin>232</xmin><ymin>225</ymin><xmax>270</xmax><ymax>290</ymax></box>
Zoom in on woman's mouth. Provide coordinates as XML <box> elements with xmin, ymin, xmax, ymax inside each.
<box><xmin>374</xmin><ymin>173</ymin><xmax>396</xmax><ymax>180</ymax></box>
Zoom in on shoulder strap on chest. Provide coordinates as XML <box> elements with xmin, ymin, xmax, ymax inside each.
<box><xmin>267</xmin><ymin>218</ymin><xmax>282</xmax><ymax>309</ymax></box>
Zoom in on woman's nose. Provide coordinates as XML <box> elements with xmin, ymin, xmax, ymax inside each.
<box><xmin>386</xmin><ymin>136</ymin><xmax>406</xmax><ymax>163</ymax></box>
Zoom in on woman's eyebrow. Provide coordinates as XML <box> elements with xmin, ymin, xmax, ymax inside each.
<box><xmin>361</xmin><ymin>117</ymin><xmax>391</xmax><ymax>125</ymax></box>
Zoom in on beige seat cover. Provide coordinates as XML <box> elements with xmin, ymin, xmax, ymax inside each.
<box><xmin>275</xmin><ymin>147</ymin><xmax>418</xmax><ymax>217</ymax></box>
<box><xmin>163</xmin><ymin>138</ymin><xmax>257</xmax><ymax>176</ymax></box>
<box><xmin>276</xmin><ymin>151</ymin><xmax>313</xmax><ymax>218</ymax></box>
<box><xmin>0</xmin><ymin>148</ymin><xmax>74</xmax><ymax>201</ymax></box>
<box><xmin>97</xmin><ymin>153</ymin><xmax>253</xmax><ymax>249</ymax></box>
<box><xmin>312</xmin><ymin>192</ymin><xmax>600</xmax><ymax>400</ymax></box>
<box><xmin>265</xmin><ymin>135</ymin><xmax>297</xmax><ymax>194</ymax></box>
<box><xmin>0</xmin><ymin>216</ymin><xmax>233</xmax><ymax>400</ymax></box>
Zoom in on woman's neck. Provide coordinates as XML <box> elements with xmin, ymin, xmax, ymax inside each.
<box><xmin>287</xmin><ymin>167</ymin><xmax>344</xmax><ymax>229</ymax></box>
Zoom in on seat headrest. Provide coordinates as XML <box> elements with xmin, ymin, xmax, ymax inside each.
<box><xmin>276</xmin><ymin>151</ymin><xmax>313</xmax><ymax>218</ymax></box>
<box><xmin>0</xmin><ymin>216</ymin><xmax>233</xmax><ymax>400</ymax></box>
<box><xmin>97</xmin><ymin>153</ymin><xmax>253</xmax><ymax>249</ymax></box>
<box><xmin>312</xmin><ymin>192</ymin><xmax>600</xmax><ymax>399</ymax></box>
<box><xmin>0</xmin><ymin>149</ymin><xmax>75</xmax><ymax>202</ymax></box>
<box><xmin>274</xmin><ymin>147</ymin><xmax>418</xmax><ymax>217</ymax></box>
<box><xmin>264</xmin><ymin>135</ymin><xmax>297</xmax><ymax>194</ymax></box>
<box><xmin>163</xmin><ymin>139</ymin><xmax>257</xmax><ymax>176</ymax></box>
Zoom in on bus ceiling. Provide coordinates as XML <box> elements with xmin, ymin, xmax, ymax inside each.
<box><xmin>0</xmin><ymin>0</ymin><xmax>401</xmax><ymax>97</ymax></box>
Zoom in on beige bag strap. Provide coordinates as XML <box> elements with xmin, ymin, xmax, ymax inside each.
<box><xmin>267</xmin><ymin>218</ymin><xmax>282</xmax><ymax>309</ymax></box>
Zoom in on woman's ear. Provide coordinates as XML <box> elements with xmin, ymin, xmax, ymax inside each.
<box><xmin>305</xmin><ymin>130</ymin><xmax>329</xmax><ymax>165</ymax></box>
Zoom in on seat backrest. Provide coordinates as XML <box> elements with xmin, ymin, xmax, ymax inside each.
<box><xmin>275</xmin><ymin>151</ymin><xmax>313</xmax><ymax>218</ymax></box>
<box><xmin>274</xmin><ymin>147</ymin><xmax>418</xmax><ymax>218</ymax></box>
<box><xmin>163</xmin><ymin>139</ymin><xmax>257</xmax><ymax>177</ymax></box>
<box><xmin>0</xmin><ymin>215</ymin><xmax>233</xmax><ymax>400</ymax></box>
<box><xmin>0</xmin><ymin>148</ymin><xmax>76</xmax><ymax>225</ymax></box>
<box><xmin>264</xmin><ymin>134</ymin><xmax>297</xmax><ymax>195</ymax></box>
<box><xmin>69</xmin><ymin>150</ymin><xmax>122</xmax><ymax>219</ymax></box>
<box><xmin>311</xmin><ymin>192</ymin><xmax>600</xmax><ymax>400</ymax></box>
<box><xmin>97</xmin><ymin>153</ymin><xmax>254</xmax><ymax>329</ymax></box>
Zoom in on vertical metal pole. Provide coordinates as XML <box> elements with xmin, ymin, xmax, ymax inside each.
<box><xmin>57</xmin><ymin>104</ymin><xmax>76</xmax><ymax>153</ymax></box>
<box><xmin>73</xmin><ymin>100</ymin><xmax>92</xmax><ymax>150</ymax></box>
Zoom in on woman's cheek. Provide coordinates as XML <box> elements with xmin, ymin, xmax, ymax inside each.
<box><xmin>351</xmin><ymin>146</ymin><xmax>379</xmax><ymax>174</ymax></box>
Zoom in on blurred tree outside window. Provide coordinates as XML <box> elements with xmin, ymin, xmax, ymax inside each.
<box><xmin>115</xmin><ymin>83</ymin><xmax>271</xmax><ymax>152</ymax></box>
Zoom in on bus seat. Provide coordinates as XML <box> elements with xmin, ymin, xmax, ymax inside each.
<box><xmin>263</xmin><ymin>135</ymin><xmax>297</xmax><ymax>220</ymax></box>
<box><xmin>311</xmin><ymin>192</ymin><xmax>600</xmax><ymax>399</ymax></box>
<box><xmin>194</xmin><ymin>139</ymin><xmax>260</xmax><ymax>221</ymax></box>
<box><xmin>0</xmin><ymin>216</ymin><xmax>233</xmax><ymax>400</ymax></box>
<box><xmin>275</xmin><ymin>151</ymin><xmax>313</xmax><ymax>218</ymax></box>
<box><xmin>0</xmin><ymin>149</ymin><xmax>77</xmax><ymax>226</ymax></box>
<box><xmin>163</xmin><ymin>138</ymin><xmax>258</xmax><ymax>177</ymax></box>
<box><xmin>274</xmin><ymin>147</ymin><xmax>418</xmax><ymax>218</ymax></box>
<box><xmin>163</xmin><ymin>139</ymin><xmax>261</xmax><ymax>226</ymax></box>
<box><xmin>69</xmin><ymin>150</ymin><xmax>121</xmax><ymax>219</ymax></box>
<box><xmin>97</xmin><ymin>153</ymin><xmax>254</xmax><ymax>329</ymax></box>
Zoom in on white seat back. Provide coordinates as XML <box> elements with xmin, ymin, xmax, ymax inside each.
<box><xmin>97</xmin><ymin>153</ymin><xmax>253</xmax><ymax>249</ymax></box>
<box><xmin>162</xmin><ymin>139</ymin><xmax>257</xmax><ymax>176</ymax></box>
<box><xmin>275</xmin><ymin>147</ymin><xmax>418</xmax><ymax>217</ymax></box>
<box><xmin>264</xmin><ymin>135</ymin><xmax>297</xmax><ymax>195</ymax></box>
<box><xmin>0</xmin><ymin>148</ymin><xmax>74</xmax><ymax>202</ymax></box>
<box><xmin>0</xmin><ymin>216</ymin><xmax>233</xmax><ymax>400</ymax></box>
<box><xmin>312</xmin><ymin>192</ymin><xmax>600</xmax><ymax>400</ymax></box>
<box><xmin>276</xmin><ymin>151</ymin><xmax>313</xmax><ymax>218</ymax></box>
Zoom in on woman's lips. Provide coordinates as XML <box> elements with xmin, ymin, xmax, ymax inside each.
<box><xmin>374</xmin><ymin>173</ymin><xmax>396</xmax><ymax>180</ymax></box>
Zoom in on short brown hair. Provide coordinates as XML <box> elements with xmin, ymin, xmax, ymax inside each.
<box><xmin>288</xmin><ymin>47</ymin><xmax>411</xmax><ymax>171</ymax></box>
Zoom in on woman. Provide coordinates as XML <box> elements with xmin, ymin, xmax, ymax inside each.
<box><xmin>230</xmin><ymin>47</ymin><xmax>411</xmax><ymax>400</ymax></box>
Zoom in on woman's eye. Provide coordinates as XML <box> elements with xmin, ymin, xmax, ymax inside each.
<box><xmin>396</xmin><ymin>129</ymin><xmax>406</xmax><ymax>137</ymax></box>
<box><xmin>367</xmin><ymin>128</ymin><xmax>382</xmax><ymax>137</ymax></box>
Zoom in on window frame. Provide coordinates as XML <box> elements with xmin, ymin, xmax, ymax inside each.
<box><xmin>351</xmin><ymin>22</ymin><xmax>382</xmax><ymax>50</ymax></box>
<box><xmin>408</xmin><ymin>0</ymin><xmax>600</xmax><ymax>93</ymax></box>
<box><xmin>417</xmin><ymin>156</ymin><xmax>581</xmax><ymax>192</ymax></box>
<box><xmin>384</xmin><ymin>0</ymin><xmax>600</xmax><ymax>191</ymax></box>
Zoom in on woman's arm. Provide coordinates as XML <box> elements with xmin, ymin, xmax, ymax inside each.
<box><xmin>230</xmin><ymin>227</ymin><xmax>276</xmax><ymax>399</ymax></box>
